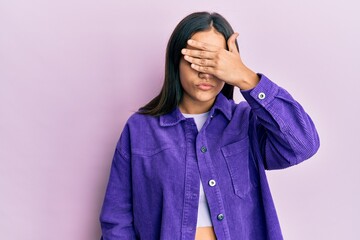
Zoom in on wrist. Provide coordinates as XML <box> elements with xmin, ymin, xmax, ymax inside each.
<box><xmin>236</xmin><ymin>70</ymin><xmax>259</xmax><ymax>90</ymax></box>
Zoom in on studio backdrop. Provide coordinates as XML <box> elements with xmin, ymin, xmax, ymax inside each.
<box><xmin>0</xmin><ymin>0</ymin><xmax>359</xmax><ymax>239</ymax></box>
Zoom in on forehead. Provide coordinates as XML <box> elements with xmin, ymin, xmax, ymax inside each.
<box><xmin>189</xmin><ymin>28</ymin><xmax>226</xmax><ymax>49</ymax></box>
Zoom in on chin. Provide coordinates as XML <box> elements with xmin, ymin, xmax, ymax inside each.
<box><xmin>195</xmin><ymin>93</ymin><xmax>218</xmax><ymax>103</ymax></box>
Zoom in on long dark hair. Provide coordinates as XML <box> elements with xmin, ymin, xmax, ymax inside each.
<box><xmin>138</xmin><ymin>12</ymin><xmax>238</xmax><ymax>116</ymax></box>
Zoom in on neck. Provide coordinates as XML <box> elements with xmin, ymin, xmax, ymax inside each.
<box><xmin>179</xmin><ymin>98</ymin><xmax>214</xmax><ymax>114</ymax></box>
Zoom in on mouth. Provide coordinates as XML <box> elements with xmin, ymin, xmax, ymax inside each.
<box><xmin>196</xmin><ymin>83</ymin><xmax>214</xmax><ymax>91</ymax></box>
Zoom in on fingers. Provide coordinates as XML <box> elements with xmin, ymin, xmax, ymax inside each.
<box><xmin>189</xmin><ymin>63</ymin><xmax>216</xmax><ymax>75</ymax></box>
<box><xmin>183</xmin><ymin>55</ymin><xmax>217</xmax><ymax>67</ymax></box>
<box><xmin>181</xmin><ymin>48</ymin><xmax>217</xmax><ymax>60</ymax></box>
<box><xmin>186</xmin><ymin>39</ymin><xmax>219</xmax><ymax>52</ymax></box>
<box><xmin>227</xmin><ymin>33</ymin><xmax>239</xmax><ymax>53</ymax></box>
<box><xmin>181</xmin><ymin>42</ymin><xmax>219</xmax><ymax>75</ymax></box>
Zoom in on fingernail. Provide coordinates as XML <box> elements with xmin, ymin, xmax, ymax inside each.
<box><xmin>181</xmin><ymin>49</ymin><xmax>186</xmax><ymax>54</ymax></box>
<box><xmin>187</xmin><ymin>39</ymin><xmax>193</xmax><ymax>44</ymax></box>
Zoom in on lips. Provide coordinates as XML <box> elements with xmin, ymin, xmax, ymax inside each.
<box><xmin>196</xmin><ymin>83</ymin><xmax>214</xmax><ymax>91</ymax></box>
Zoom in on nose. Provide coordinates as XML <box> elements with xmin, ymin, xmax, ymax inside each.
<box><xmin>198</xmin><ymin>72</ymin><xmax>214</xmax><ymax>80</ymax></box>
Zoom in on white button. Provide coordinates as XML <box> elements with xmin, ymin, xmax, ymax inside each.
<box><xmin>258</xmin><ymin>92</ymin><xmax>266</xmax><ymax>100</ymax></box>
<box><xmin>208</xmin><ymin>179</ymin><xmax>216</xmax><ymax>187</ymax></box>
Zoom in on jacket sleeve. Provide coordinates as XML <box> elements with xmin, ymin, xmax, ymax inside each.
<box><xmin>241</xmin><ymin>74</ymin><xmax>320</xmax><ymax>170</ymax></box>
<box><xmin>99</xmin><ymin>124</ymin><xmax>137</xmax><ymax>239</ymax></box>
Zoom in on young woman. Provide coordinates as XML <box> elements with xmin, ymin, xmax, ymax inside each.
<box><xmin>100</xmin><ymin>12</ymin><xmax>320</xmax><ymax>240</ymax></box>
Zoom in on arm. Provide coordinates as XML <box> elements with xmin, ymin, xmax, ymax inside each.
<box><xmin>242</xmin><ymin>74</ymin><xmax>320</xmax><ymax>169</ymax></box>
<box><xmin>181</xmin><ymin>33</ymin><xmax>319</xmax><ymax>169</ymax></box>
<box><xmin>99</xmin><ymin>125</ymin><xmax>137</xmax><ymax>239</ymax></box>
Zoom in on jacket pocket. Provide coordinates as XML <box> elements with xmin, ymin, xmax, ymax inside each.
<box><xmin>221</xmin><ymin>137</ymin><xmax>255</xmax><ymax>199</ymax></box>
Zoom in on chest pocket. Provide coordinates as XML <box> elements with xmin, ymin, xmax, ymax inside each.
<box><xmin>221</xmin><ymin>137</ymin><xmax>256</xmax><ymax>199</ymax></box>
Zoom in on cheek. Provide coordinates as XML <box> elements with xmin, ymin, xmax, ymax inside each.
<box><xmin>179</xmin><ymin>59</ymin><xmax>198</xmax><ymax>83</ymax></box>
<box><xmin>180</xmin><ymin>58</ymin><xmax>198</xmax><ymax>74</ymax></box>
<box><xmin>219</xmin><ymin>81</ymin><xmax>226</xmax><ymax>89</ymax></box>
<box><xmin>214</xmin><ymin>78</ymin><xmax>225</xmax><ymax>89</ymax></box>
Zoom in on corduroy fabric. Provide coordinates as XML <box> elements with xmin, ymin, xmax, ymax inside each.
<box><xmin>100</xmin><ymin>74</ymin><xmax>320</xmax><ymax>240</ymax></box>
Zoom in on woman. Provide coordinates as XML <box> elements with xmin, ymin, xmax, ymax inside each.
<box><xmin>100</xmin><ymin>11</ymin><xmax>320</xmax><ymax>240</ymax></box>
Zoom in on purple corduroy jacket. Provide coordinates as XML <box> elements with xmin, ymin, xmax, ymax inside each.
<box><xmin>99</xmin><ymin>74</ymin><xmax>320</xmax><ymax>240</ymax></box>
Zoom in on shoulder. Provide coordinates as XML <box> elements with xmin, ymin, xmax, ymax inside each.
<box><xmin>232</xmin><ymin>99</ymin><xmax>251</xmax><ymax>110</ymax></box>
<box><xmin>216</xmin><ymin>93</ymin><xmax>251</xmax><ymax>120</ymax></box>
<box><xmin>116</xmin><ymin>112</ymin><xmax>158</xmax><ymax>148</ymax></box>
<box><xmin>231</xmin><ymin>100</ymin><xmax>252</xmax><ymax>123</ymax></box>
<box><xmin>127</xmin><ymin>112</ymin><xmax>158</xmax><ymax>125</ymax></box>
<box><xmin>122</xmin><ymin>111</ymin><xmax>163</xmax><ymax>133</ymax></box>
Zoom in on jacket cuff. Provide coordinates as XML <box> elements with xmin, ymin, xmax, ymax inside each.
<box><xmin>240</xmin><ymin>73</ymin><xmax>279</xmax><ymax>109</ymax></box>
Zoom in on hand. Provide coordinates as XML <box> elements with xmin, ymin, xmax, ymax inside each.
<box><xmin>181</xmin><ymin>33</ymin><xmax>259</xmax><ymax>90</ymax></box>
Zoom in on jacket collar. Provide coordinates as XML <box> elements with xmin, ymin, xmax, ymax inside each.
<box><xmin>159</xmin><ymin>93</ymin><xmax>232</xmax><ymax>127</ymax></box>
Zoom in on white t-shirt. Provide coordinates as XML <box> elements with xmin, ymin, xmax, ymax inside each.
<box><xmin>182</xmin><ymin>112</ymin><xmax>213</xmax><ymax>227</ymax></box>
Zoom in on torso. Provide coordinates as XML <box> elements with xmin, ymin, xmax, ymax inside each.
<box><xmin>195</xmin><ymin>227</ymin><xmax>217</xmax><ymax>240</ymax></box>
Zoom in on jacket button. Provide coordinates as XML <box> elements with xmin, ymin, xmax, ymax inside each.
<box><xmin>200</xmin><ymin>146</ymin><xmax>207</xmax><ymax>153</ymax></box>
<box><xmin>258</xmin><ymin>92</ymin><xmax>266</xmax><ymax>100</ymax></box>
<box><xmin>208</xmin><ymin>179</ymin><xmax>216</xmax><ymax>187</ymax></box>
<box><xmin>217</xmin><ymin>213</ymin><xmax>224</xmax><ymax>221</ymax></box>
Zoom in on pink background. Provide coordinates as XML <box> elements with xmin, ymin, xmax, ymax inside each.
<box><xmin>1</xmin><ymin>0</ymin><xmax>359</xmax><ymax>239</ymax></box>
